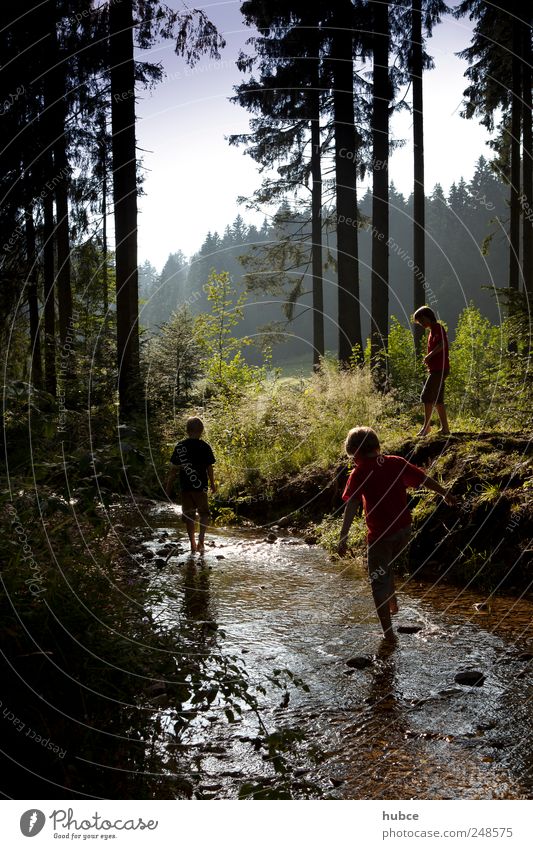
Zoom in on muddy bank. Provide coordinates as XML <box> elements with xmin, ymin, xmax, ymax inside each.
<box><xmin>219</xmin><ymin>432</ymin><xmax>532</xmax><ymax>591</ymax></box>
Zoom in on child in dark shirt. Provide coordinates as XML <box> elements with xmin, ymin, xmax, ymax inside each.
<box><xmin>337</xmin><ymin>426</ymin><xmax>456</xmax><ymax>640</ymax></box>
<box><xmin>165</xmin><ymin>416</ymin><xmax>216</xmax><ymax>554</ymax></box>
<box><xmin>413</xmin><ymin>305</ymin><xmax>450</xmax><ymax>437</ymax></box>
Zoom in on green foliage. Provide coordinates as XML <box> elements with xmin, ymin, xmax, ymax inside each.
<box><xmin>205</xmin><ymin>358</ymin><xmax>395</xmax><ymax>494</ymax></box>
<box><xmin>386</xmin><ymin>317</ymin><xmax>424</xmax><ymax>403</ymax></box>
<box><xmin>144</xmin><ymin>305</ymin><xmax>202</xmax><ymax>411</ymax></box>
<box><xmin>194</xmin><ymin>270</ymin><xmax>265</xmax><ymax>401</ymax></box>
<box><xmin>446</xmin><ymin>303</ymin><xmax>504</xmax><ymax>416</ymax></box>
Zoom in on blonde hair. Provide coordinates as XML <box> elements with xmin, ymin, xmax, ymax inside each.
<box><xmin>186</xmin><ymin>416</ymin><xmax>204</xmax><ymax>436</ymax></box>
<box><xmin>345</xmin><ymin>426</ymin><xmax>380</xmax><ymax>457</ymax></box>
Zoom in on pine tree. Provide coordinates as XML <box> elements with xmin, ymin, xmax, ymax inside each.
<box><xmin>456</xmin><ymin>1</ymin><xmax>530</xmax><ymax>296</ymax></box>
<box><xmin>370</xmin><ymin>0</ymin><xmax>391</xmax><ymax>374</ymax></box>
<box><xmin>231</xmin><ymin>1</ymin><xmax>329</xmax><ymax>365</ymax></box>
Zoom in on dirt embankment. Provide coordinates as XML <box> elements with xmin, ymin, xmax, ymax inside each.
<box><xmin>223</xmin><ymin>432</ymin><xmax>533</xmax><ymax>591</ymax></box>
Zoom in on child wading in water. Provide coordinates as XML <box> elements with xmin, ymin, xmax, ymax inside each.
<box><xmin>413</xmin><ymin>305</ymin><xmax>450</xmax><ymax>437</ymax></box>
<box><xmin>337</xmin><ymin>426</ymin><xmax>455</xmax><ymax>641</ymax></box>
<box><xmin>165</xmin><ymin>417</ymin><xmax>217</xmax><ymax>554</ymax></box>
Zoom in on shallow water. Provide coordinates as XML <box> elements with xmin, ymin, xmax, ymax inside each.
<box><xmin>134</xmin><ymin>503</ymin><xmax>533</xmax><ymax>799</ymax></box>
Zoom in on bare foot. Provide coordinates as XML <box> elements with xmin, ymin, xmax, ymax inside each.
<box><xmin>416</xmin><ymin>427</ymin><xmax>431</xmax><ymax>437</ymax></box>
<box><xmin>438</xmin><ymin>429</ymin><xmax>450</xmax><ymax>435</ymax></box>
<box><xmin>190</xmin><ymin>542</ymin><xmax>197</xmax><ymax>554</ymax></box>
<box><xmin>197</xmin><ymin>542</ymin><xmax>205</xmax><ymax>555</ymax></box>
<box><xmin>382</xmin><ymin>630</ymin><xmax>397</xmax><ymax>645</ymax></box>
<box><xmin>389</xmin><ymin>596</ymin><xmax>399</xmax><ymax>616</ymax></box>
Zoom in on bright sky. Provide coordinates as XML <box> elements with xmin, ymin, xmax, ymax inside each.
<box><xmin>135</xmin><ymin>1</ymin><xmax>490</xmax><ymax>271</ymax></box>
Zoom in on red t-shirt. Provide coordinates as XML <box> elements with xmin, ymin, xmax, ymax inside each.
<box><xmin>427</xmin><ymin>322</ymin><xmax>449</xmax><ymax>372</ymax></box>
<box><xmin>342</xmin><ymin>454</ymin><xmax>426</xmax><ymax>542</ymax></box>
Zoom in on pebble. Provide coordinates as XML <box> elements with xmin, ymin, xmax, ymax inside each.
<box><xmin>266</xmin><ymin>533</ymin><xmax>277</xmax><ymax>543</ymax></box>
<box><xmin>345</xmin><ymin>656</ymin><xmax>373</xmax><ymax>670</ymax></box>
<box><xmin>454</xmin><ymin>670</ymin><xmax>485</xmax><ymax>687</ymax></box>
<box><xmin>397</xmin><ymin>624</ymin><xmax>423</xmax><ymax>634</ymax></box>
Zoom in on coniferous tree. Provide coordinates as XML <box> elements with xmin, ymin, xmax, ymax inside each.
<box><xmin>329</xmin><ymin>0</ymin><xmax>364</xmax><ymax>364</ymax></box>
<box><xmin>231</xmin><ymin>1</ymin><xmax>329</xmax><ymax>365</ymax></box>
<box><xmin>456</xmin><ymin>1</ymin><xmax>530</xmax><ymax>297</ymax></box>
<box><xmin>370</xmin><ymin>0</ymin><xmax>391</xmax><ymax>373</ymax></box>
<box><xmin>400</xmin><ymin>0</ymin><xmax>447</xmax><ymax>349</ymax></box>
<box><xmin>109</xmin><ymin>0</ymin><xmax>141</xmax><ymax>418</ymax></box>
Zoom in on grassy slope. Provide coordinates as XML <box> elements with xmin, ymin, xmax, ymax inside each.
<box><xmin>215</xmin><ymin>430</ymin><xmax>532</xmax><ymax>591</ymax></box>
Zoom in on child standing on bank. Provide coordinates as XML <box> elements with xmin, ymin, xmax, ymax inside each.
<box><xmin>413</xmin><ymin>306</ymin><xmax>450</xmax><ymax>437</ymax></box>
<box><xmin>165</xmin><ymin>417</ymin><xmax>217</xmax><ymax>554</ymax></box>
<box><xmin>337</xmin><ymin>426</ymin><xmax>455</xmax><ymax>640</ymax></box>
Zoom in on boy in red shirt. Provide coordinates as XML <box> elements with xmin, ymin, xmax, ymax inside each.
<box><xmin>413</xmin><ymin>305</ymin><xmax>450</xmax><ymax>437</ymax></box>
<box><xmin>337</xmin><ymin>426</ymin><xmax>455</xmax><ymax>640</ymax></box>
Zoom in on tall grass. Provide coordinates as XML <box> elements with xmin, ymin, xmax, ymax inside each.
<box><xmin>204</xmin><ymin>359</ymin><xmax>398</xmax><ymax>493</ymax></box>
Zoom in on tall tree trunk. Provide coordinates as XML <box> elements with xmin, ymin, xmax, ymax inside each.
<box><xmin>43</xmin><ymin>187</ymin><xmax>57</xmax><ymax>396</ymax></box>
<box><xmin>110</xmin><ymin>0</ymin><xmax>141</xmax><ymax>417</ymax></box>
<box><xmin>370</xmin><ymin>0</ymin><xmax>390</xmax><ymax>378</ymax></box>
<box><xmin>48</xmin><ymin>3</ymin><xmax>74</xmax><ymax>353</ymax></box>
<box><xmin>412</xmin><ymin>0</ymin><xmax>425</xmax><ymax>352</ymax></box>
<box><xmin>102</xmin><ymin>147</ymin><xmax>109</xmax><ymax>322</ymax></box>
<box><xmin>310</xmin><ymin>84</ymin><xmax>324</xmax><ymax>367</ymax></box>
<box><xmin>332</xmin><ymin>8</ymin><xmax>362</xmax><ymax>365</ymax></box>
<box><xmin>25</xmin><ymin>205</ymin><xmax>43</xmax><ymax>390</ymax></box>
<box><xmin>508</xmin><ymin>14</ymin><xmax>522</xmax><ymax>293</ymax></box>
<box><xmin>521</xmin><ymin>15</ymin><xmax>532</xmax><ymax>298</ymax></box>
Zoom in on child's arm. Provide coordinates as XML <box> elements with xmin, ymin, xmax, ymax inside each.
<box><xmin>207</xmin><ymin>464</ymin><xmax>217</xmax><ymax>493</ymax></box>
<box><xmin>165</xmin><ymin>465</ymin><xmax>178</xmax><ymax>499</ymax></box>
<box><xmin>423</xmin><ymin>474</ymin><xmax>456</xmax><ymax>506</ymax></box>
<box><xmin>338</xmin><ymin>497</ymin><xmax>361</xmax><ymax>556</ymax></box>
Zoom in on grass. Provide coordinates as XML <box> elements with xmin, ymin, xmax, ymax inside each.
<box><xmin>202</xmin><ymin>360</ymin><xmax>399</xmax><ymax>496</ymax></box>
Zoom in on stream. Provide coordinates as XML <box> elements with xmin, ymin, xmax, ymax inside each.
<box><xmin>124</xmin><ymin>502</ymin><xmax>533</xmax><ymax>800</ymax></box>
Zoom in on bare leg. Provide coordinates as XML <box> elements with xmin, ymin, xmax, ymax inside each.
<box><xmin>417</xmin><ymin>402</ymin><xmax>434</xmax><ymax>436</ymax></box>
<box><xmin>436</xmin><ymin>403</ymin><xmax>450</xmax><ymax>434</ymax></box>
<box><xmin>197</xmin><ymin>514</ymin><xmax>209</xmax><ymax>554</ymax></box>
<box><xmin>389</xmin><ymin>595</ymin><xmax>399</xmax><ymax>615</ymax></box>
<box><xmin>184</xmin><ymin>516</ymin><xmax>197</xmax><ymax>553</ymax></box>
<box><xmin>370</xmin><ymin>585</ymin><xmax>394</xmax><ymax>637</ymax></box>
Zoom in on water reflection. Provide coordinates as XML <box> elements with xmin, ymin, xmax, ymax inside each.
<box><xmin>141</xmin><ymin>506</ymin><xmax>533</xmax><ymax>799</ymax></box>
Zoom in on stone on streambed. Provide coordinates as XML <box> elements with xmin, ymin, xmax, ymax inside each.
<box><xmin>345</xmin><ymin>655</ymin><xmax>373</xmax><ymax>670</ymax></box>
<box><xmin>276</xmin><ymin>515</ymin><xmax>292</xmax><ymax>528</ymax></box>
<box><xmin>265</xmin><ymin>532</ymin><xmax>277</xmax><ymax>543</ymax></box>
<box><xmin>154</xmin><ymin>558</ymin><xmax>167</xmax><ymax>568</ymax></box>
<box><xmin>454</xmin><ymin>670</ymin><xmax>486</xmax><ymax>687</ymax></box>
<box><xmin>397</xmin><ymin>624</ymin><xmax>423</xmax><ymax>634</ymax></box>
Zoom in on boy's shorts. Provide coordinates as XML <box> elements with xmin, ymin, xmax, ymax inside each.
<box><xmin>367</xmin><ymin>526</ymin><xmax>411</xmax><ymax>607</ymax></box>
<box><xmin>181</xmin><ymin>490</ymin><xmax>210</xmax><ymax>521</ymax></box>
<box><xmin>421</xmin><ymin>369</ymin><xmax>449</xmax><ymax>404</ymax></box>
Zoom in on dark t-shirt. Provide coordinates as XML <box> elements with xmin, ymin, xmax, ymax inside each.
<box><xmin>170</xmin><ymin>438</ymin><xmax>216</xmax><ymax>491</ymax></box>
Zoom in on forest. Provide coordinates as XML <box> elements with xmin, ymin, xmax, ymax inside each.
<box><xmin>0</xmin><ymin>0</ymin><xmax>532</xmax><ymax>808</ymax></box>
